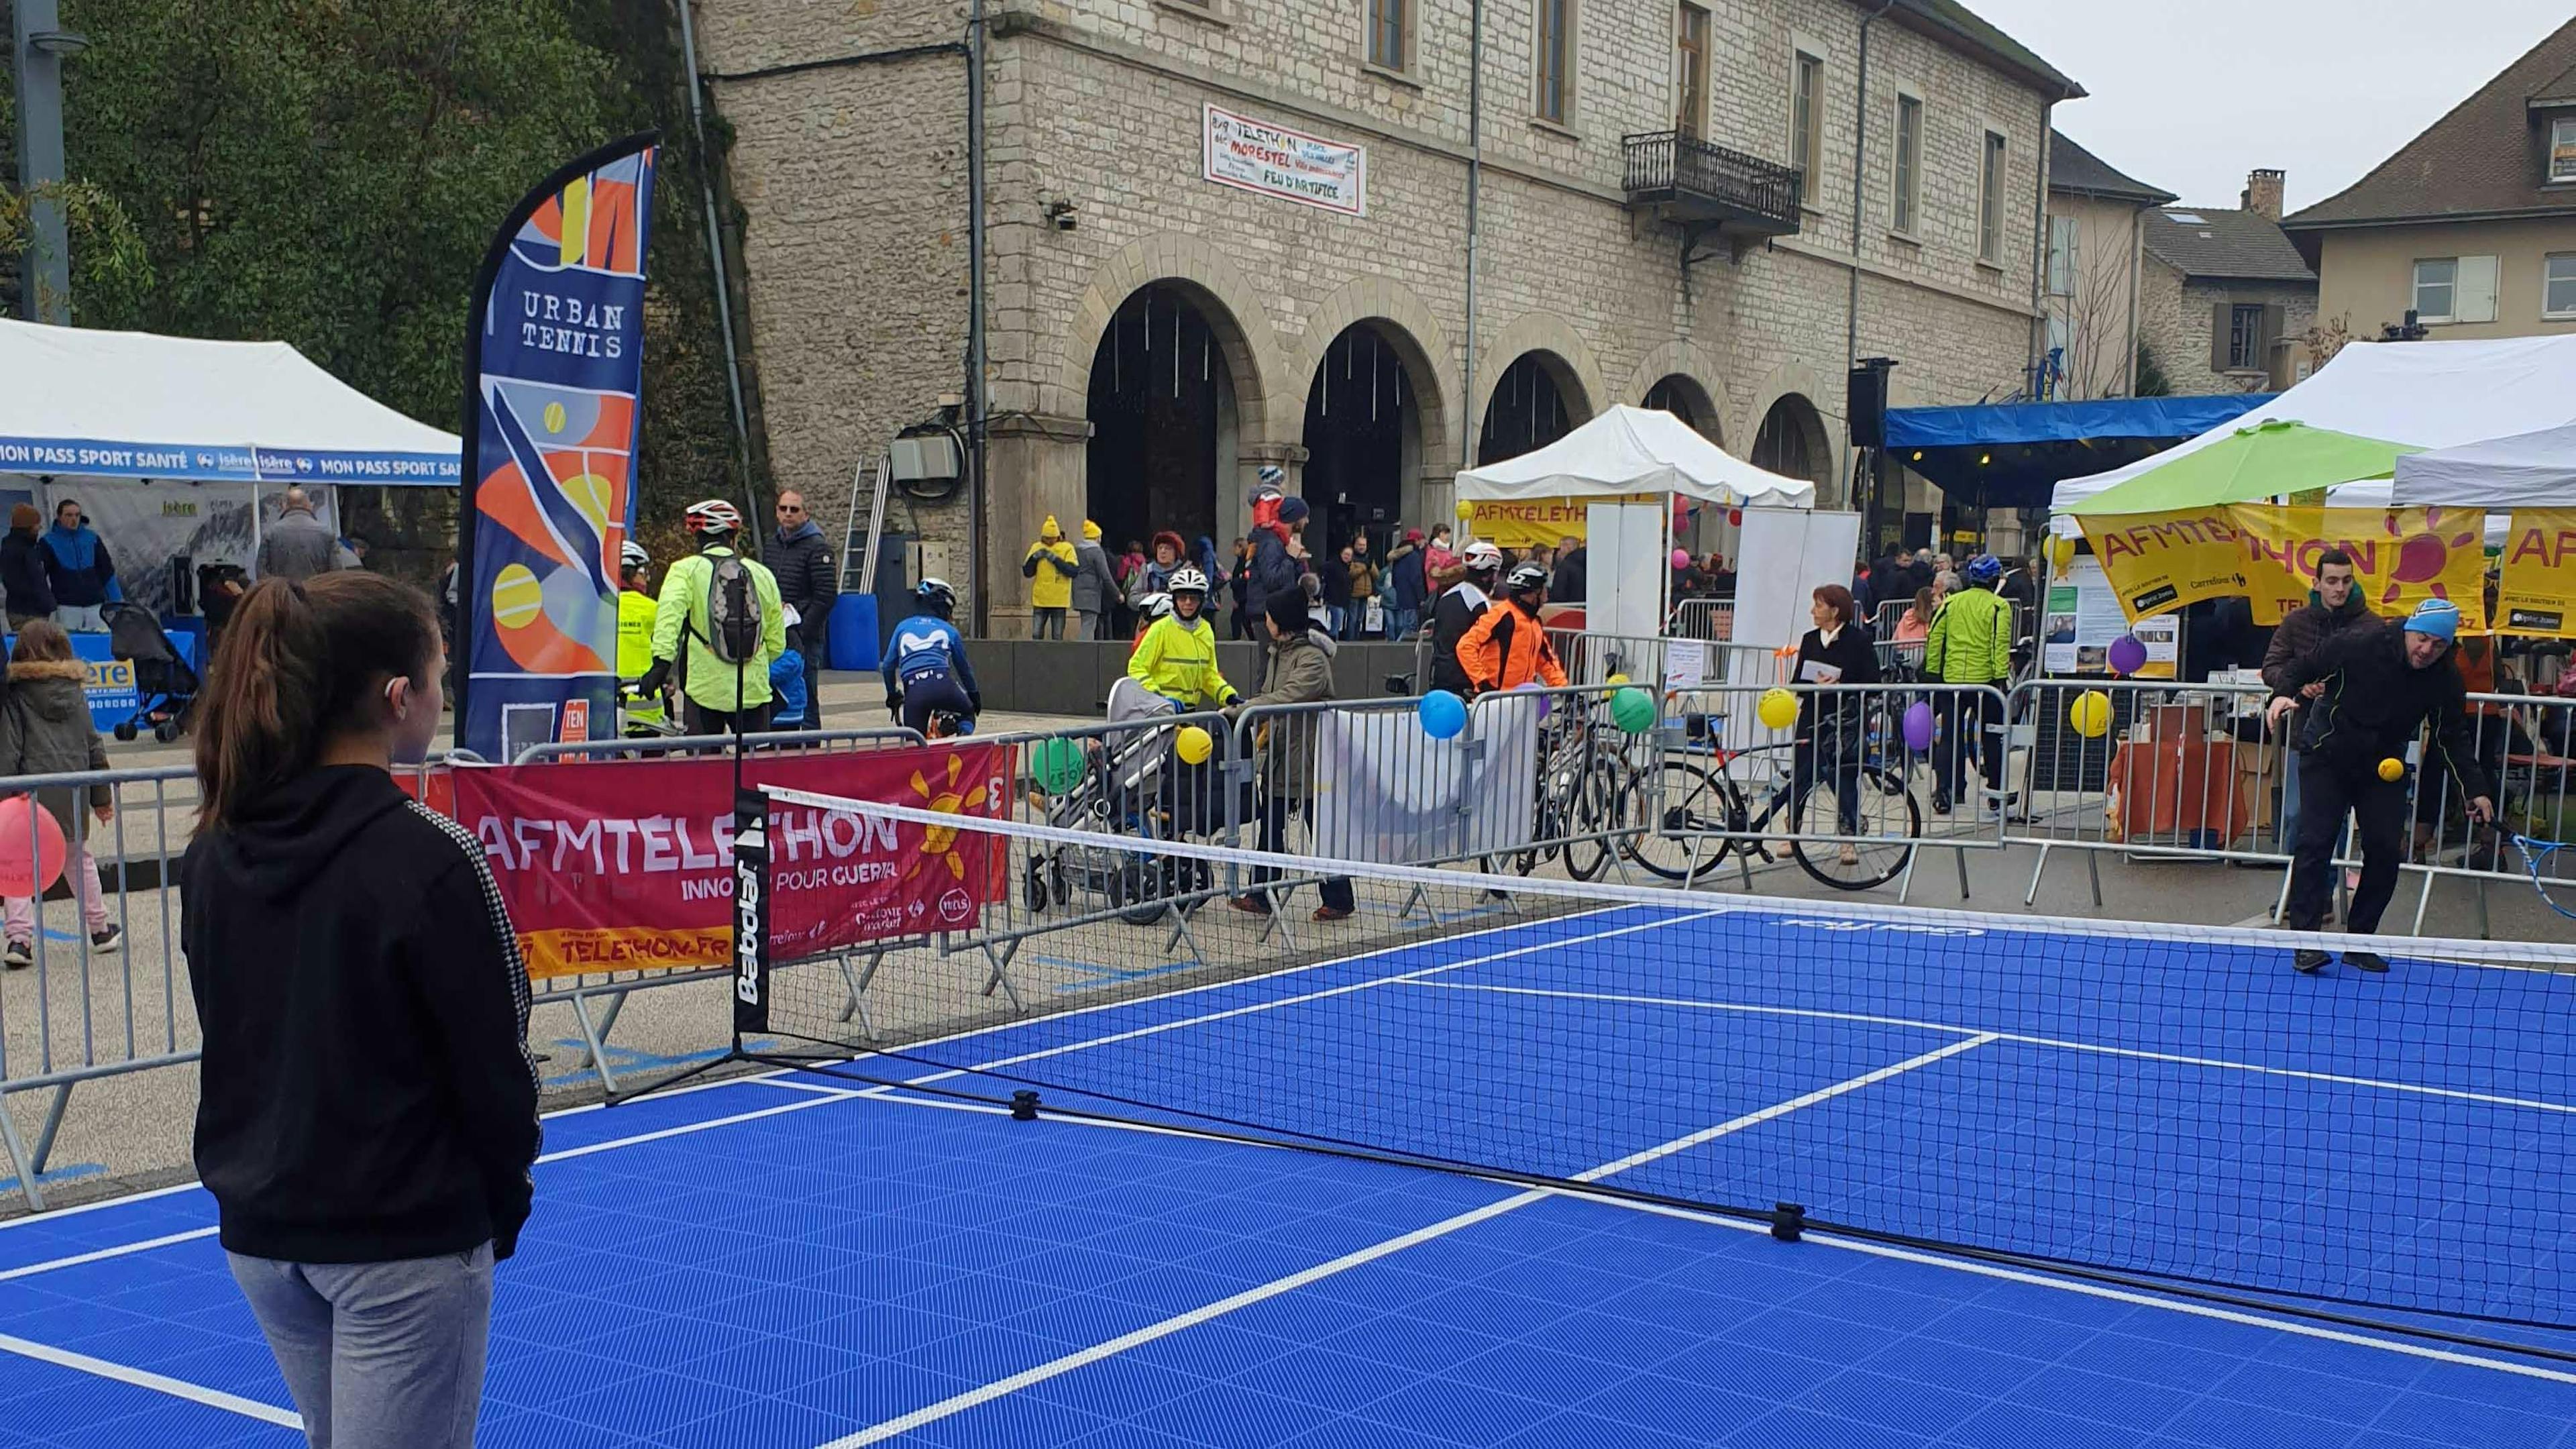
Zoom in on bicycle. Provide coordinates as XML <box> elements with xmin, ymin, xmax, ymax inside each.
<box><xmin>1625</xmin><ymin>709</ymin><xmax>1922</xmax><ymax>891</ymax></box>
<box><xmin>1509</xmin><ymin>704</ymin><xmax>1635</xmax><ymax>883</ymax></box>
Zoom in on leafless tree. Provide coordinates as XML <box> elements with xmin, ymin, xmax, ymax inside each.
<box><xmin>2046</xmin><ymin>241</ymin><xmax>2139</xmax><ymax>401</ymax></box>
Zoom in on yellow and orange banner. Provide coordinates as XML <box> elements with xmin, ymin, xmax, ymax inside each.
<box><xmin>2496</xmin><ymin>509</ymin><xmax>2576</xmax><ymax>638</ymax></box>
<box><xmin>1464</xmin><ymin>494</ymin><xmax>1658</xmax><ymax>551</ymax></box>
<box><xmin>2080</xmin><ymin>506</ymin><xmax>2497</xmax><ymax>629</ymax></box>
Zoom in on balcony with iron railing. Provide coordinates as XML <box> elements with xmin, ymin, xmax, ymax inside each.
<box><xmin>1621</xmin><ymin>131</ymin><xmax>1803</xmax><ymax>249</ymax></box>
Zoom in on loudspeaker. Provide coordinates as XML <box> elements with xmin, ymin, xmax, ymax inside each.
<box><xmin>1846</xmin><ymin>359</ymin><xmax>1894</xmax><ymax>448</ymax></box>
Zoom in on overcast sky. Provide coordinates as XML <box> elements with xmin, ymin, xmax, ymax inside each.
<box><xmin>1969</xmin><ymin>0</ymin><xmax>2571</xmax><ymax>213</ymax></box>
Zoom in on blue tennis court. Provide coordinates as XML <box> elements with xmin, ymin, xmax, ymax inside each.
<box><xmin>2</xmin><ymin>905</ymin><xmax>2573</xmax><ymax>1447</ymax></box>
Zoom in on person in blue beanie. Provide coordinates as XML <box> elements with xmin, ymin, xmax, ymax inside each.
<box><xmin>2265</xmin><ymin>597</ymin><xmax>2493</xmax><ymax>973</ymax></box>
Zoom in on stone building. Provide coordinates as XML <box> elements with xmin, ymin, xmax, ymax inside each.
<box><xmin>2041</xmin><ymin>130</ymin><xmax>2174</xmax><ymax>400</ymax></box>
<box><xmin>694</xmin><ymin>0</ymin><xmax>2080</xmax><ymax>627</ymax></box>
<box><xmin>2135</xmin><ymin>174</ymin><xmax>2318</xmax><ymax>396</ymax></box>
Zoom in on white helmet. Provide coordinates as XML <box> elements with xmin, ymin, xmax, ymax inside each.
<box><xmin>1167</xmin><ymin>566</ymin><xmax>1210</xmax><ymax>595</ymax></box>
<box><xmin>684</xmin><ymin>498</ymin><xmax>743</xmax><ymax>535</ymax></box>
<box><xmin>1462</xmin><ymin>541</ymin><xmax>1504</xmax><ymax>572</ymax></box>
<box><xmin>619</xmin><ymin>541</ymin><xmax>650</xmax><ymax>569</ymax></box>
<box><xmin>1136</xmin><ymin>592</ymin><xmax>1174</xmax><ymax>621</ymax></box>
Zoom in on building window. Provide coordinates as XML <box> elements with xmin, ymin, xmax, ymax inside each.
<box><xmin>1892</xmin><ymin>94</ymin><xmax>1923</xmax><ymax>234</ymax></box>
<box><xmin>2047</xmin><ymin>215</ymin><xmax>2078</xmax><ymax>297</ymax></box>
<box><xmin>1674</xmin><ymin>5</ymin><xmax>1709</xmax><ymax>138</ymax></box>
<box><xmin>1366</xmin><ymin>0</ymin><xmax>1409</xmax><ymax>72</ymax></box>
<box><xmin>1534</xmin><ymin>0</ymin><xmax>1573</xmax><ymax>125</ymax></box>
<box><xmin>1978</xmin><ymin>131</ymin><xmax>2006</xmax><ymax>265</ymax></box>
<box><xmin>2546</xmin><ymin>254</ymin><xmax>2576</xmax><ymax>319</ymax></box>
<box><xmin>2554</xmin><ymin>117</ymin><xmax>2576</xmax><ymax>183</ymax></box>
<box><xmin>1791</xmin><ymin>52</ymin><xmax>1823</xmax><ymax>189</ymax></box>
<box><xmin>2226</xmin><ymin>304</ymin><xmax>2267</xmax><ymax>370</ymax></box>
<box><xmin>2414</xmin><ymin>258</ymin><xmax>2457</xmax><ymax>322</ymax></box>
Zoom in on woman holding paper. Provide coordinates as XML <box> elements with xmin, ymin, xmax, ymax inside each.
<box><xmin>1789</xmin><ymin>584</ymin><xmax>1881</xmax><ymax>863</ymax></box>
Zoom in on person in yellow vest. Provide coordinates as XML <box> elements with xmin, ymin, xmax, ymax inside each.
<box><xmin>615</xmin><ymin>541</ymin><xmax>665</xmax><ymax>735</ymax></box>
<box><xmin>1022</xmin><ymin>515</ymin><xmax>1077</xmax><ymax>639</ymax></box>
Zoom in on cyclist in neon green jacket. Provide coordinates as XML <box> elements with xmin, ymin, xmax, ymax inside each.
<box><xmin>1922</xmin><ymin>553</ymin><xmax>2016</xmax><ymax>816</ymax></box>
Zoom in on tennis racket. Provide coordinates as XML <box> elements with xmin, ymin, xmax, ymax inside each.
<box><xmin>2510</xmin><ymin>835</ymin><xmax>2576</xmax><ymax>920</ymax></box>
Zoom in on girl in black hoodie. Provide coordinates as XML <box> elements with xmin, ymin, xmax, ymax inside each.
<box><xmin>180</xmin><ymin>573</ymin><xmax>537</xmax><ymax>1449</ymax></box>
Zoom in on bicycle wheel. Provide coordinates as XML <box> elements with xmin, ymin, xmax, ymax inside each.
<box><xmin>1789</xmin><ymin>765</ymin><xmax>1921</xmax><ymax>891</ymax></box>
<box><xmin>1562</xmin><ymin>756</ymin><xmax>1625</xmax><ymax>883</ymax></box>
<box><xmin>1625</xmin><ymin>759</ymin><xmax>1741</xmax><ymax>882</ymax></box>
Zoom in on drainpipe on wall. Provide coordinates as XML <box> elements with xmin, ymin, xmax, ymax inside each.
<box><xmin>967</xmin><ymin>0</ymin><xmax>990</xmax><ymax>633</ymax></box>
<box><xmin>1845</xmin><ymin>0</ymin><xmax>1892</xmax><ymax>519</ymax></box>
<box><xmin>2027</xmin><ymin>99</ymin><xmax>2053</xmax><ymax>390</ymax></box>
<box><xmin>673</xmin><ymin>0</ymin><xmax>761</xmax><ymax>533</ymax></box>
<box><xmin>1460</xmin><ymin>0</ymin><xmax>1485</xmax><ymax>476</ymax></box>
<box><xmin>2124</xmin><ymin>203</ymin><xmax>2145</xmax><ymax>396</ymax></box>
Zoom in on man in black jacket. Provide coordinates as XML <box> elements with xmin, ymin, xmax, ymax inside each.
<box><xmin>1549</xmin><ymin>536</ymin><xmax>1587</xmax><ymax>604</ymax></box>
<box><xmin>2259</xmin><ymin>549</ymin><xmax>2376</xmax><ymax>854</ymax></box>
<box><xmin>1427</xmin><ymin>541</ymin><xmax>1502</xmax><ymax>695</ymax></box>
<box><xmin>769</xmin><ymin>490</ymin><xmax>835</xmax><ymax>722</ymax></box>
<box><xmin>2265</xmin><ymin>598</ymin><xmax>2493</xmax><ymax>973</ymax></box>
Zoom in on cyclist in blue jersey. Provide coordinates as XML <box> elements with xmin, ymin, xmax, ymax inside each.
<box><xmin>881</xmin><ymin>578</ymin><xmax>982</xmax><ymax>735</ymax></box>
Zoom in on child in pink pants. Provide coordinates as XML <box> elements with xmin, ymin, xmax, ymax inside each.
<box><xmin>1</xmin><ymin>623</ymin><xmax>118</xmax><ymax>965</ymax></box>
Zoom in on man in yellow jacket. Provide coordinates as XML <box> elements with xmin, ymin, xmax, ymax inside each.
<box><xmin>642</xmin><ymin>498</ymin><xmax>788</xmax><ymax>735</ymax></box>
<box><xmin>614</xmin><ymin>541</ymin><xmax>666</xmax><ymax>735</ymax></box>
<box><xmin>1024</xmin><ymin>515</ymin><xmax>1077</xmax><ymax>640</ymax></box>
<box><xmin>1923</xmin><ymin>553</ymin><xmax>2017</xmax><ymax>816</ymax></box>
<box><xmin>1126</xmin><ymin>566</ymin><xmax>1238</xmax><ymax>710</ymax></box>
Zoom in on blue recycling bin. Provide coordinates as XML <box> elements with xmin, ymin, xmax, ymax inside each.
<box><xmin>827</xmin><ymin>593</ymin><xmax>880</xmax><ymax>672</ymax></box>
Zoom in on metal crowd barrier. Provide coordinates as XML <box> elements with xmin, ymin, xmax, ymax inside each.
<box><xmin>2000</xmin><ymin>678</ymin><xmax>2288</xmax><ymax>912</ymax></box>
<box><xmin>2388</xmin><ymin>688</ymin><xmax>2576</xmax><ymax>936</ymax></box>
<box><xmin>1667</xmin><ymin>598</ymin><xmax>1735</xmax><ymax>642</ymax></box>
<box><xmin>0</xmin><ymin>765</ymin><xmax>197</xmax><ymax>1210</ymax></box>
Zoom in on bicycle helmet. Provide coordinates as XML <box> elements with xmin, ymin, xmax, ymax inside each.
<box><xmin>1167</xmin><ymin>566</ymin><xmax>1210</xmax><ymax>595</ymax></box>
<box><xmin>619</xmin><ymin>540</ymin><xmax>650</xmax><ymax>569</ymax></box>
<box><xmin>1503</xmin><ymin>561</ymin><xmax>1550</xmax><ymax>596</ymax></box>
<box><xmin>684</xmin><ymin>498</ymin><xmax>743</xmax><ymax>535</ymax></box>
<box><xmin>1965</xmin><ymin>553</ymin><xmax>2003</xmax><ymax>586</ymax></box>
<box><xmin>914</xmin><ymin>576</ymin><xmax>956</xmax><ymax>615</ymax></box>
<box><xmin>1136</xmin><ymin>592</ymin><xmax>1174</xmax><ymax>623</ymax></box>
<box><xmin>1462</xmin><ymin>541</ymin><xmax>1505</xmax><ymax>572</ymax></box>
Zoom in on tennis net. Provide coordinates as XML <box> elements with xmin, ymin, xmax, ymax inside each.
<box><xmin>737</xmin><ymin>780</ymin><xmax>2576</xmax><ymax>1339</ymax></box>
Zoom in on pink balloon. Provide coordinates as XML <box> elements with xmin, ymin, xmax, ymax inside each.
<box><xmin>0</xmin><ymin>796</ymin><xmax>67</xmax><ymax>898</ymax></box>
<box><xmin>1670</xmin><ymin>549</ymin><xmax>1692</xmax><ymax>570</ymax></box>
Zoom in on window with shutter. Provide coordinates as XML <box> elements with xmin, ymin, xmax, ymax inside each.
<box><xmin>2455</xmin><ymin>256</ymin><xmax>2500</xmax><ymax>324</ymax></box>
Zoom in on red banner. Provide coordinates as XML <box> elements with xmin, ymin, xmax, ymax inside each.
<box><xmin>447</xmin><ymin>745</ymin><xmax>1016</xmax><ymax>977</ymax></box>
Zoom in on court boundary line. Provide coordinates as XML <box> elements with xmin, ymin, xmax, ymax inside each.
<box><xmin>810</xmin><ymin>1036</ymin><xmax>1994</xmax><ymax>1448</ymax></box>
<box><xmin>1405</xmin><ymin>979</ymin><xmax>2576</xmax><ymax>1116</ymax></box>
<box><xmin>0</xmin><ymin>1330</ymin><xmax>303</xmax><ymax>1427</ymax></box>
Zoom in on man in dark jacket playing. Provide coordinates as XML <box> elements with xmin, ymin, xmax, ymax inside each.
<box><xmin>769</xmin><ymin>490</ymin><xmax>835</xmax><ymax>722</ymax></box>
<box><xmin>2260</xmin><ymin>549</ymin><xmax>2376</xmax><ymax>854</ymax></box>
<box><xmin>2265</xmin><ymin>598</ymin><xmax>2493</xmax><ymax>973</ymax></box>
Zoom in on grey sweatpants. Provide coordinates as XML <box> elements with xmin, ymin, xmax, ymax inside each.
<box><xmin>228</xmin><ymin>1242</ymin><xmax>495</xmax><ymax>1449</ymax></box>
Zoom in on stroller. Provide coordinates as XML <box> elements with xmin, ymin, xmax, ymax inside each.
<box><xmin>103</xmin><ymin>602</ymin><xmax>201</xmax><ymax>744</ymax></box>
<box><xmin>1023</xmin><ymin>677</ymin><xmax>1237</xmax><ymax>926</ymax></box>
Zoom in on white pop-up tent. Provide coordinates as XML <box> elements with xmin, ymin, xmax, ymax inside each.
<box><xmin>2391</xmin><ymin>421</ymin><xmax>2576</xmax><ymax>508</ymax></box>
<box><xmin>2049</xmin><ymin>335</ymin><xmax>2576</xmax><ymax>532</ymax></box>
<box><xmin>0</xmin><ymin>319</ymin><xmax>460</xmax><ymax>612</ymax></box>
<box><xmin>1456</xmin><ymin>404</ymin><xmax>1817</xmax><ymax>508</ymax></box>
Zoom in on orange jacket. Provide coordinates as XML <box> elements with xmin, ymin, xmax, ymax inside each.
<box><xmin>1456</xmin><ymin>599</ymin><xmax>1566</xmax><ymax>694</ymax></box>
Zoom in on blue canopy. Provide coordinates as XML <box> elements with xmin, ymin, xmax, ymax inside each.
<box><xmin>1885</xmin><ymin>394</ymin><xmax>2276</xmax><ymax>450</ymax></box>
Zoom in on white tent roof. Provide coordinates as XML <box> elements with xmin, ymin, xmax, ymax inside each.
<box><xmin>2049</xmin><ymin>335</ymin><xmax>2576</xmax><ymax>533</ymax></box>
<box><xmin>1456</xmin><ymin>405</ymin><xmax>1816</xmax><ymax>509</ymax></box>
<box><xmin>0</xmin><ymin>319</ymin><xmax>459</xmax><ymax>486</ymax></box>
<box><xmin>2390</xmin><ymin>421</ymin><xmax>2576</xmax><ymax>508</ymax></box>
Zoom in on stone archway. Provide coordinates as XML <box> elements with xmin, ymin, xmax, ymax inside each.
<box><xmin>1053</xmin><ymin>233</ymin><xmax>1287</xmax><ymax>446</ymax></box>
<box><xmin>1085</xmin><ymin>282</ymin><xmax>1248</xmax><ymax>556</ymax></box>
<box><xmin>1290</xmin><ymin>276</ymin><xmax>1456</xmax><ymax>471</ymax></box>
<box><xmin>1752</xmin><ymin>392</ymin><xmax>1833</xmax><ymax>488</ymax></box>
<box><xmin>1472</xmin><ymin>312</ymin><xmax>1605</xmax><ymax>451</ymax></box>
<box><xmin>1620</xmin><ymin>340</ymin><xmax>1731</xmax><ymax>445</ymax></box>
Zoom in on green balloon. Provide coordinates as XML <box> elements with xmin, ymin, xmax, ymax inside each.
<box><xmin>1609</xmin><ymin>686</ymin><xmax>1657</xmax><ymax>735</ymax></box>
<box><xmin>1031</xmin><ymin>737</ymin><xmax>1087</xmax><ymax>793</ymax></box>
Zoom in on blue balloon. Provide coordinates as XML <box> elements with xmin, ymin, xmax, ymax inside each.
<box><xmin>1419</xmin><ymin>689</ymin><xmax>1468</xmax><ymax>740</ymax></box>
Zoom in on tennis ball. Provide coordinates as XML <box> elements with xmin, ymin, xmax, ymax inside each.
<box><xmin>2378</xmin><ymin>757</ymin><xmax>2405</xmax><ymax>782</ymax></box>
<box><xmin>543</xmin><ymin>400</ymin><xmax>568</xmax><ymax>435</ymax></box>
<box><xmin>2069</xmin><ymin>690</ymin><xmax>2112</xmax><ymax>739</ymax></box>
<box><xmin>490</xmin><ymin>564</ymin><xmax>545</xmax><ymax>631</ymax></box>
<box><xmin>1175</xmin><ymin>725</ymin><xmax>1213</xmax><ymax>766</ymax></box>
<box><xmin>1756</xmin><ymin>687</ymin><xmax>1799</xmax><ymax>731</ymax></box>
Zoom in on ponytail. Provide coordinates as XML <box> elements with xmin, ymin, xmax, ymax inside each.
<box><xmin>194</xmin><ymin>572</ymin><xmax>441</xmax><ymax>830</ymax></box>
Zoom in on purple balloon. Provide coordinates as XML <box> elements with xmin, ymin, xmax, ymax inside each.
<box><xmin>2107</xmin><ymin>635</ymin><xmax>2149</xmax><ymax>677</ymax></box>
<box><xmin>1902</xmin><ymin>701</ymin><xmax>1935</xmax><ymax>753</ymax></box>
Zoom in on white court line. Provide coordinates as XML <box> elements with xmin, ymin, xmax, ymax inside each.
<box><xmin>812</xmin><ymin>1035</ymin><xmax>1992</xmax><ymax>1449</ymax></box>
<box><xmin>0</xmin><ymin>1330</ymin><xmax>303</xmax><ymax>1426</ymax></box>
<box><xmin>0</xmin><ymin>1228</ymin><xmax>222</xmax><ymax>1285</ymax></box>
<box><xmin>1406</xmin><ymin>980</ymin><xmax>2576</xmax><ymax>1117</ymax></box>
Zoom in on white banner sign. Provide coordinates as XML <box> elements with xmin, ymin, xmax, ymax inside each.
<box><xmin>1203</xmin><ymin>105</ymin><xmax>1366</xmax><ymax>217</ymax></box>
<box><xmin>1312</xmin><ymin>697</ymin><xmax>1538</xmax><ymax>861</ymax></box>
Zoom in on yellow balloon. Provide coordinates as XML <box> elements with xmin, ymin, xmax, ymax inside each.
<box><xmin>1175</xmin><ymin>724</ymin><xmax>1213</xmax><ymax>765</ymax></box>
<box><xmin>1605</xmin><ymin>673</ymin><xmax>1631</xmax><ymax>686</ymax></box>
<box><xmin>1454</xmin><ymin>498</ymin><xmax>1477</xmax><ymax>521</ymax></box>
<box><xmin>2069</xmin><ymin>690</ymin><xmax>2112</xmax><ymax>739</ymax></box>
<box><xmin>1757</xmin><ymin>687</ymin><xmax>1799</xmax><ymax>731</ymax></box>
<box><xmin>2377</xmin><ymin>757</ymin><xmax>2405</xmax><ymax>782</ymax></box>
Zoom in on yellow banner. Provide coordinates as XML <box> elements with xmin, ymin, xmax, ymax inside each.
<box><xmin>1465</xmin><ymin>494</ymin><xmax>1656</xmax><ymax>551</ymax></box>
<box><xmin>2496</xmin><ymin>509</ymin><xmax>2576</xmax><ymax>637</ymax></box>
<box><xmin>2231</xmin><ymin>506</ymin><xmax>2490</xmax><ymax>628</ymax></box>
<box><xmin>2075</xmin><ymin>511</ymin><xmax>2248</xmax><ymax>619</ymax></box>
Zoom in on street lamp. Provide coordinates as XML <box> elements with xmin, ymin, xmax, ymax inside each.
<box><xmin>28</xmin><ymin>30</ymin><xmax>91</xmax><ymax>56</ymax></box>
<box><xmin>13</xmin><ymin>3</ymin><xmax>88</xmax><ymax>323</ymax></box>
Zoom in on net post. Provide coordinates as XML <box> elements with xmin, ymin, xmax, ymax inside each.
<box><xmin>1010</xmin><ymin>1090</ymin><xmax>1039</xmax><ymax>1122</ymax></box>
<box><xmin>730</xmin><ymin>784</ymin><xmax>771</xmax><ymax>1054</ymax></box>
<box><xmin>1770</xmin><ymin>1201</ymin><xmax>1806</xmax><ymax>1243</ymax></box>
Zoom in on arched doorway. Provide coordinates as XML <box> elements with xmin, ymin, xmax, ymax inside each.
<box><xmin>1642</xmin><ymin>375</ymin><xmax>1724</xmax><ymax>554</ymax></box>
<box><xmin>1301</xmin><ymin>323</ymin><xmax>1427</xmax><ymax>563</ymax></box>
<box><xmin>1086</xmin><ymin>282</ymin><xmax>1240</xmax><ymax>552</ymax></box>
<box><xmin>1752</xmin><ymin>393</ymin><xmax>1831</xmax><ymax>487</ymax></box>
<box><xmin>1477</xmin><ymin>352</ymin><xmax>1589</xmax><ymax>466</ymax></box>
